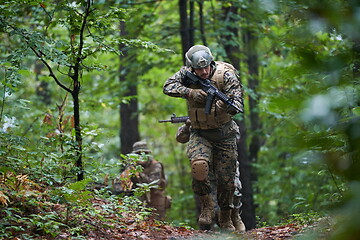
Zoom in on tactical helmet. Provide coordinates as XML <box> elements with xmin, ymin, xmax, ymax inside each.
<box><xmin>185</xmin><ymin>45</ymin><xmax>214</xmax><ymax>69</ymax></box>
<box><xmin>132</xmin><ymin>141</ymin><xmax>152</xmax><ymax>154</ymax></box>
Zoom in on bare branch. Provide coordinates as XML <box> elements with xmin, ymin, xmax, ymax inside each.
<box><xmin>29</xmin><ymin>46</ymin><xmax>73</xmax><ymax>94</ymax></box>
<box><xmin>5</xmin><ymin>22</ymin><xmax>73</xmax><ymax>94</ymax></box>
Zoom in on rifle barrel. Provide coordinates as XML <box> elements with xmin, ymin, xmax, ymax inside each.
<box><xmin>158</xmin><ymin>119</ymin><xmax>172</xmax><ymax>123</ymax></box>
<box><xmin>158</xmin><ymin>116</ymin><xmax>189</xmax><ymax>123</ymax></box>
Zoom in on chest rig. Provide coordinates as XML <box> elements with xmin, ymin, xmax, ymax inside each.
<box><xmin>187</xmin><ymin>61</ymin><xmax>235</xmax><ymax>129</ymax></box>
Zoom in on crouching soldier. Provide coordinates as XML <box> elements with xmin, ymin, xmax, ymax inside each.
<box><xmin>120</xmin><ymin>141</ymin><xmax>171</xmax><ymax>220</ymax></box>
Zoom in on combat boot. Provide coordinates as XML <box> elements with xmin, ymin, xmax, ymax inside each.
<box><xmin>218</xmin><ymin>209</ymin><xmax>235</xmax><ymax>232</ymax></box>
<box><xmin>198</xmin><ymin>194</ymin><xmax>215</xmax><ymax>228</ymax></box>
<box><xmin>231</xmin><ymin>208</ymin><xmax>246</xmax><ymax>232</ymax></box>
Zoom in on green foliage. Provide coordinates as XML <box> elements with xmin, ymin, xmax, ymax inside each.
<box><xmin>0</xmin><ymin>155</ymin><xmax>156</xmax><ymax>239</ymax></box>
<box><xmin>285</xmin><ymin>211</ymin><xmax>322</xmax><ymax>226</ymax></box>
<box><xmin>253</xmin><ymin>0</ymin><xmax>359</xmax><ymax>236</ymax></box>
<box><xmin>1</xmin><ymin>0</ymin><xmax>359</xmax><ymax>238</ymax></box>
<box><xmin>51</xmin><ymin>179</ymin><xmax>93</xmax><ymax>206</ymax></box>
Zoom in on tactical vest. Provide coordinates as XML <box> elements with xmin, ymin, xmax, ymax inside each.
<box><xmin>187</xmin><ymin>61</ymin><xmax>236</xmax><ymax>129</ymax></box>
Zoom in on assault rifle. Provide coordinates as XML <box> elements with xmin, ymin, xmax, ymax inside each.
<box><xmin>185</xmin><ymin>71</ymin><xmax>243</xmax><ymax>114</ymax></box>
<box><xmin>158</xmin><ymin>114</ymin><xmax>189</xmax><ymax>123</ymax></box>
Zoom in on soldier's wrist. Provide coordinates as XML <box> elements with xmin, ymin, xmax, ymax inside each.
<box><xmin>185</xmin><ymin>88</ymin><xmax>192</xmax><ymax>99</ymax></box>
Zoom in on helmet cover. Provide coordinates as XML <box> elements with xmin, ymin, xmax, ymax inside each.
<box><xmin>132</xmin><ymin>141</ymin><xmax>152</xmax><ymax>154</ymax></box>
<box><xmin>185</xmin><ymin>45</ymin><xmax>214</xmax><ymax>69</ymax></box>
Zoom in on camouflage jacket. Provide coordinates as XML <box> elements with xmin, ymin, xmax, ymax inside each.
<box><xmin>131</xmin><ymin>159</ymin><xmax>167</xmax><ymax>190</ymax></box>
<box><xmin>163</xmin><ymin>61</ymin><xmax>244</xmax><ymax>115</ymax></box>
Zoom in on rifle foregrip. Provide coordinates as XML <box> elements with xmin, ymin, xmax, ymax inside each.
<box><xmin>172</xmin><ymin>116</ymin><xmax>190</xmax><ymax>123</ymax></box>
<box><xmin>159</xmin><ymin>116</ymin><xmax>189</xmax><ymax>123</ymax></box>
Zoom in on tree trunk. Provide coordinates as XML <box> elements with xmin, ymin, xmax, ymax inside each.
<box><xmin>198</xmin><ymin>1</ymin><xmax>207</xmax><ymax>46</ymax></box>
<box><xmin>244</xmin><ymin>28</ymin><xmax>261</xmax><ymax>164</ymax></box>
<box><xmin>71</xmin><ymin>0</ymin><xmax>93</xmax><ymax>181</ymax></box>
<box><xmin>119</xmin><ymin>21</ymin><xmax>140</xmax><ymax>155</ymax></box>
<box><xmin>189</xmin><ymin>0</ymin><xmax>194</xmax><ymax>46</ymax></box>
<box><xmin>72</xmin><ymin>82</ymin><xmax>83</xmax><ymax>181</ymax></box>
<box><xmin>220</xmin><ymin>4</ymin><xmax>257</xmax><ymax>230</ymax></box>
<box><xmin>242</xmin><ymin>1</ymin><xmax>262</xmax><ymax>229</ymax></box>
<box><xmin>178</xmin><ymin>0</ymin><xmax>196</xmax><ymax>222</ymax></box>
<box><xmin>235</xmin><ymin>119</ymin><xmax>256</xmax><ymax>229</ymax></box>
<box><xmin>179</xmin><ymin>0</ymin><xmax>194</xmax><ymax>64</ymax></box>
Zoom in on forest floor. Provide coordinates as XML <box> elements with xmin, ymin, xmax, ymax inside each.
<box><xmin>55</xmin><ymin>210</ymin><xmax>332</xmax><ymax>240</ymax></box>
<box><xmin>2</xmin><ymin>195</ymin><xmax>333</xmax><ymax>240</ymax></box>
<box><xmin>78</xmin><ymin>198</ymin><xmax>333</xmax><ymax>240</ymax></box>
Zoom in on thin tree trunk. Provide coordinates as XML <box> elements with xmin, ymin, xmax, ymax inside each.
<box><xmin>72</xmin><ymin>83</ymin><xmax>83</xmax><ymax>181</ymax></box>
<box><xmin>71</xmin><ymin>0</ymin><xmax>93</xmax><ymax>181</ymax></box>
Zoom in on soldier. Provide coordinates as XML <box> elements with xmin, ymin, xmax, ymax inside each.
<box><xmin>176</xmin><ymin>120</ymin><xmax>246</xmax><ymax>232</ymax></box>
<box><xmin>163</xmin><ymin>45</ymin><xmax>244</xmax><ymax>231</ymax></box>
<box><xmin>120</xmin><ymin>141</ymin><xmax>171</xmax><ymax>220</ymax></box>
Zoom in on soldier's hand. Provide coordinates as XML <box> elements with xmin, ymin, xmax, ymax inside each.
<box><xmin>216</xmin><ymin>100</ymin><xmax>227</xmax><ymax>112</ymax></box>
<box><xmin>182</xmin><ymin>119</ymin><xmax>191</xmax><ymax>132</ymax></box>
<box><xmin>188</xmin><ymin>89</ymin><xmax>207</xmax><ymax>103</ymax></box>
<box><xmin>185</xmin><ymin>119</ymin><xmax>191</xmax><ymax>127</ymax></box>
<box><xmin>216</xmin><ymin>99</ymin><xmax>237</xmax><ymax>115</ymax></box>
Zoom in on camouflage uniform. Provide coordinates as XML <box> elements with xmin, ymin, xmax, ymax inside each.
<box><xmin>187</xmin><ymin>121</ymin><xmax>239</xmax><ymax>208</ymax></box>
<box><xmin>176</xmin><ymin>121</ymin><xmax>245</xmax><ymax>231</ymax></box>
<box><xmin>121</xmin><ymin>141</ymin><xmax>171</xmax><ymax>220</ymax></box>
<box><xmin>176</xmin><ymin>122</ymin><xmax>242</xmax><ymax>203</ymax></box>
<box><xmin>164</xmin><ymin>55</ymin><xmax>244</xmax><ymax>230</ymax></box>
<box><xmin>233</xmin><ymin>161</ymin><xmax>242</xmax><ymax>209</ymax></box>
<box><xmin>163</xmin><ymin>62</ymin><xmax>243</xmax><ymax>203</ymax></box>
<box><xmin>130</xmin><ymin>158</ymin><xmax>169</xmax><ymax>219</ymax></box>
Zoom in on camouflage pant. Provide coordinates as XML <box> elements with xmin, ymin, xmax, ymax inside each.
<box><xmin>233</xmin><ymin>160</ymin><xmax>242</xmax><ymax>208</ymax></box>
<box><xmin>209</xmin><ymin>161</ymin><xmax>242</xmax><ymax>211</ymax></box>
<box><xmin>187</xmin><ymin>121</ymin><xmax>238</xmax><ymax>209</ymax></box>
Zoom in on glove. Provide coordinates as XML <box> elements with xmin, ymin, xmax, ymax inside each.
<box><xmin>185</xmin><ymin>119</ymin><xmax>191</xmax><ymax>127</ymax></box>
<box><xmin>215</xmin><ymin>100</ymin><xmax>228</xmax><ymax>112</ymax></box>
<box><xmin>216</xmin><ymin>100</ymin><xmax>238</xmax><ymax>115</ymax></box>
<box><xmin>188</xmin><ymin>89</ymin><xmax>207</xmax><ymax>103</ymax></box>
<box><xmin>181</xmin><ymin>119</ymin><xmax>191</xmax><ymax>134</ymax></box>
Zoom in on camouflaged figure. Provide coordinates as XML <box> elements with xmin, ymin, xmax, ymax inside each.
<box><xmin>164</xmin><ymin>45</ymin><xmax>244</xmax><ymax>231</ymax></box>
<box><xmin>121</xmin><ymin>141</ymin><xmax>171</xmax><ymax>220</ymax></box>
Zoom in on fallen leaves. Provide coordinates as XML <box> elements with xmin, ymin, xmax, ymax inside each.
<box><xmin>1</xmin><ymin>182</ymin><xmax>323</xmax><ymax>240</ymax></box>
<box><xmin>245</xmin><ymin>224</ymin><xmax>302</xmax><ymax>240</ymax></box>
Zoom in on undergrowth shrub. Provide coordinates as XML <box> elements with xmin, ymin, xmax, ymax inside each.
<box><xmin>0</xmin><ymin>128</ymin><xmax>157</xmax><ymax>239</ymax></box>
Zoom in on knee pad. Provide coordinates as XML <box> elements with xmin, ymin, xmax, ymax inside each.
<box><xmin>191</xmin><ymin>159</ymin><xmax>209</xmax><ymax>181</ymax></box>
